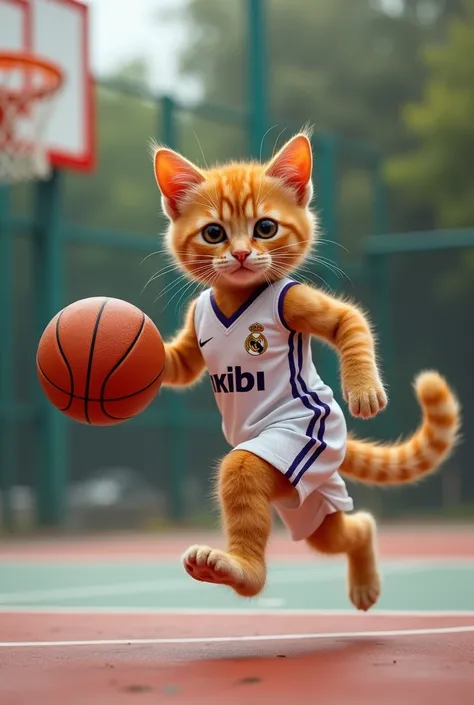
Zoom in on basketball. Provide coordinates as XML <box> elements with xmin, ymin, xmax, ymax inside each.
<box><xmin>36</xmin><ymin>297</ymin><xmax>166</xmax><ymax>426</ymax></box>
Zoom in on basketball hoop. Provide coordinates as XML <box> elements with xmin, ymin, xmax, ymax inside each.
<box><xmin>0</xmin><ymin>51</ymin><xmax>63</xmax><ymax>184</ymax></box>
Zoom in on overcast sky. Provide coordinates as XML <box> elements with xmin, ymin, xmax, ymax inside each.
<box><xmin>86</xmin><ymin>0</ymin><xmax>199</xmax><ymax>98</ymax></box>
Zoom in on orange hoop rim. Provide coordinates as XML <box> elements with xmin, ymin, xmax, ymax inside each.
<box><xmin>0</xmin><ymin>51</ymin><xmax>63</xmax><ymax>104</ymax></box>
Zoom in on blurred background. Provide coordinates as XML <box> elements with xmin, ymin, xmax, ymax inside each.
<box><xmin>1</xmin><ymin>0</ymin><xmax>473</xmax><ymax>536</ymax></box>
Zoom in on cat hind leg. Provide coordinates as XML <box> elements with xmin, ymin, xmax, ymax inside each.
<box><xmin>306</xmin><ymin>510</ymin><xmax>381</xmax><ymax>611</ymax></box>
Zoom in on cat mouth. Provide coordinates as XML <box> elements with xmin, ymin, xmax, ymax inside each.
<box><xmin>223</xmin><ymin>263</ymin><xmax>266</xmax><ymax>285</ymax></box>
<box><xmin>230</xmin><ymin>260</ymin><xmax>264</xmax><ymax>273</ymax></box>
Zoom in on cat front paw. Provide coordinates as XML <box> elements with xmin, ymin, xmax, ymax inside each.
<box><xmin>181</xmin><ymin>545</ymin><xmax>265</xmax><ymax>597</ymax></box>
<box><xmin>344</xmin><ymin>381</ymin><xmax>387</xmax><ymax>419</ymax></box>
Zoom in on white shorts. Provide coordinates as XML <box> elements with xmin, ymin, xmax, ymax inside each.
<box><xmin>235</xmin><ymin>397</ymin><xmax>353</xmax><ymax>541</ymax></box>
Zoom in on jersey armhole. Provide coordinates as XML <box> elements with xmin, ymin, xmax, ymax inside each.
<box><xmin>276</xmin><ymin>280</ymin><xmax>301</xmax><ymax>332</ymax></box>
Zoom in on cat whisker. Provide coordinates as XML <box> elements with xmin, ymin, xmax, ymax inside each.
<box><xmin>151</xmin><ymin>274</ymin><xmax>187</xmax><ymax>303</ymax></box>
<box><xmin>190</xmin><ymin>197</ymin><xmax>218</xmax><ymax>213</ymax></box>
<box><xmin>270</xmin><ymin>262</ymin><xmax>334</xmax><ymax>292</ymax></box>
<box><xmin>269</xmin><ymin>264</ymin><xmax>311</xmax><ymax>288</ymax></box>
<box><xmin>269</xmin><ymin>240</ymin><xmax>312</xmax><ymax>255</ymax></box>
<box><xmin>141</xmin><ymin>246</ymin><xmax>215</xmax><ymax>264</ymax></box>
<box><xmin>270</xmin><ymin>250</ymin><xmax>349</xmax><ymax>282</ymax></box>
<box><xmin>149</xmin><ymin>266</ymin><xmax>206</xmax><ymax>305</ymax></box>
<box><xmin>141</xmin><ymin>264</ymin><xmax>187</xmax><ymax>295</ymax></box>
<box><xmin>255</xmin><ymin>126</ymin><xmax>289</xmax><ymax>212</ymax></box>
<box><xmin>259</xmin><ymin>125</ymin><xmax>278</xmax><ymax>164</ymax></box>
<box><xmin>140</xmin><ymin>249</ymin><xmax>167</xmax><ymax>265</ymax></box>
<box><xmin>314</xmin><ymin>262</ymin><xmax>351</xmax><ymax>283</ymax></box>
<box><xmin>141</xmin><ymin>260</ymin><xmax>216</xmax><ymax>295</ymax></box>
<box><xmin>158</xmin><ymin>263</ymin><xmax>217</xmax><ymax>310</ymax></box>
<box><xmin>193</xmin><ymin>131</ymin><xmax>209</xmax><ymax>170</ymax></box>
<box><xmin>317</xmin><ymin>237</ymin><xmax>350</xmax><ymax>254</ymax></box>
<box><xmin>211</xmin><ymin>185</ymin><xmax>223</xmax><ymax>216</ymax></box>
<box><xmin>255</xmin><ymin>178</ymin><xmax>281</xmax><ymax>210</ymax></box>
<box><xmin>273</xmin><ymin>257</ymin><xmax>339</xmax><ymax>281</ymax></box>
<box><xmin>272</xmin><ymin>127</ymin><xmax>288</xmax><ymax>158</ymax></box>
<box><xmin>302</xmin><ymin>255</ymin><xmax>351</xmax><ymax>283</ymax></box>
<box><xmin>173</xmin><ymin>275</ymin><xmax>204</xmax><ymax>314</ymax></box>
<box><xmin>256</xmin><ymin>125</ymin><xmax>278</xmax><ymax>207</ymax></box>
<box><xmin>150</xmin><ymin>264</ymin><xmax>215</xmax><ymax>303</ymax></box>
<box><xmin>163</xmin><ymin>278</ymin><xmax>197</xmax><ymax>312</ymax></box>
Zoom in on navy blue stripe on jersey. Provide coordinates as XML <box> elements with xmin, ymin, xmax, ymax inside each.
<box><xmin>277</xmin><ymin>280</ymin><xmax>300</xmax><ymax>330</ymax></box>
<box><xmin>279</xmin><ymin>281</ymin><xmax>324</xmax><ymax>483</ymax></box>
<box><xmin>296</xmin><ymin>334</ymin><xmax>325</xmax><ymax>438</ymax></box>
<box><xmin>291</xmin><ymin>334</ymin><xmax>331</xmax><ymax>487</ymax></box>
<box><xmin>285</xmin><ymin>332</ymin><xmax>323</xmax><ymax>482</ymax></box>
<box><xmin>286</xmin><ymin>331</ymin><xmax>301</xmax><ymax>401</ymax></box>
<box><xmin>210</xmin><ymin>282</ymin><xmax>269</xmax><ymax>329</ymax></box>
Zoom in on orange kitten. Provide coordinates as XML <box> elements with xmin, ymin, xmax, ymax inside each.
<box><xmin>152</xmin><ymin>133</ymin><xmax>461</xmax><ymax>610</ymax></box>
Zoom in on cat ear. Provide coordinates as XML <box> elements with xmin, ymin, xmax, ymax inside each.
<box><xmin>154</xmin><ymin>147</ymin><xmax>205</xmax><ymax>220</ymax></box>
<box><xmin>265</xmin><ymin>133</ymin><xmax>313</xmax><ymax>207</ymax></box>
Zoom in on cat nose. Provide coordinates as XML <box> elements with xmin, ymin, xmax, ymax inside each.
<box><xmin>232</xmin><ymin>249</ymin><xmax>250</xmax><ymax>263</ymax></box>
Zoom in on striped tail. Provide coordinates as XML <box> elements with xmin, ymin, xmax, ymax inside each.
<box><xmin>340</xmin><ymin>371</ymin><xmax>461</xmax><ymax>485</ymax></box>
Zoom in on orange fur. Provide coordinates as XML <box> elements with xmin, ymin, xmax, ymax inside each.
<box><xmin>162</xmin><ymin>300</ymin><xmax>205</xmax><ymax>386</ymax></box>
<box><xmin>152</xmin><ymin>132</ymin><xmax>461</xmax><ymax>610</ymax></box>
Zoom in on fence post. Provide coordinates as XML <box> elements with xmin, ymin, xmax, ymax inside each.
<box><xmin>33</xmin><ymin>169</ymin><xmax>68</xmax><ymax>527</ymax></box>
<box><xmin>372</xmin><ymin>155</ymin><xmax>388</xmax><ymax>236</ymax></box>
<box><xmin>0</xmin><ymin>186</ymin><xmax>15</xmax><ymax>531</ymax></box>
<box><xmin>366</xmin><ymin>252</ymin><xmax>392</xmax><ymax>440</ymax></box>
<box><xmin>159</xmin><ymin>95</ymin><xmax>187</xmax><ymax>522</ymax></box>
<box><xmin>246</xmin><ymin>0</ymin><xmax>268</xmax><ymax>157</ymax></box>
<box><xmin>313</xmin><ymin>135</ymin><xmax>341</xmax><ymax>394</ymax></box>
<box><xmin>161</xmin><ymin>95</ymin><xmax>176</xmax><ymax>149</ymax></box>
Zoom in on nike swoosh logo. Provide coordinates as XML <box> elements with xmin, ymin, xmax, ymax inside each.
<box><xmin>199</xmin><ymin>337</ymin><xmax>213</xmax><ymax>348</ymax></box>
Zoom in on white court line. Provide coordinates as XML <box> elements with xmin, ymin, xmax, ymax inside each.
<box><xmin>0</xmin><ymin>624</ymin><xmax>473</xmax><ymax>648</ymax></box>
<box><xmin>0</xmin><ymin>560</ymin><xmax>437</xmax><ymax>606</ymax></box>
<box><xmin>0</xmin><ymin>606</ymin><xmax>474</xmax><ymax>617</ymax></box>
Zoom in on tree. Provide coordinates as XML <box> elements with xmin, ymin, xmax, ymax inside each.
<box><xmin>386</xmin><ymin>0</ymin><xmax>474</xmax><ymax>227</ymax></box>
<box><xmin>163</xmin><ymin>0</ymin><xmax>463</xmax><ymax>240</ymax></box>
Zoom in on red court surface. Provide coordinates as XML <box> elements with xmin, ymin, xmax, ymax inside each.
<box><xmin>1</xmin><ymin>524</ymin><xmax>473</xmax><ymax>560</ymax></box>
<box><xmin>1</xmin><ymin>612</ymin><xmax>473</xmax><ymax>705</ymax></box>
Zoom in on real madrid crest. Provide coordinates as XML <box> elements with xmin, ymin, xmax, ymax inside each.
<box><xmin>245</xmin><ymin>322</ymin><xmax>268</xmax><ymax>356</ymax></box>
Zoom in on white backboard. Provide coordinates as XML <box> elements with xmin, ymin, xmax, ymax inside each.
<box><xmin>0</xmin><ymin>0</ymin><xmax>95</xmax><ymax>172</ymax></box>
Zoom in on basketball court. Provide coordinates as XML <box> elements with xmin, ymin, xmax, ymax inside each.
<box><xmin>1</xmin><ymin>2</ymin><xmax>473</xmax><ymax>704</ymax></box>
<box><xmin>0</xmin><ymin>526</ymin><xmax>473</xmax><ymax>704</ymax></box>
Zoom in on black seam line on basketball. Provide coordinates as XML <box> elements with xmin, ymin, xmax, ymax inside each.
<box><xmin>55</xmin><ymin>308</ymin><xmax>74</xmax><ymax>411</ymax></box>
<box><xmin>84</xmin><ymin>298</ymin><xmax>109</xmax><ymax>424</ymax></box>
<box><xmin>99</xmin><ymin>312</ymin><xmax>145</xmax><ymax>418</ymax></box>
<box><xmin>97</xmin><ymin>411</ymin><xmax>134</xmax><ymax>421</ymax></box>
<box><xmin>36</xmin><ymin>364</ymin><xmax>72</xmax><ymax>412</ymax></box>
<box><xmin>36</xmin><ymin>360</ymin><xmax>165</xmax><ymax>402</ymax></box>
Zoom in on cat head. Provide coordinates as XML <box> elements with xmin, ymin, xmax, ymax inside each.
<box><xmin>153</xmin><ymin>132</ymin><xmax>317</xmax><ymax>289</ymax></box>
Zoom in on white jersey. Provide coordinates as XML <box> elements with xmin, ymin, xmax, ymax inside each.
<box><xmin>193</xmin><ymin>277</ymin><xmax>353</xmax><ymax>540</ymax></box>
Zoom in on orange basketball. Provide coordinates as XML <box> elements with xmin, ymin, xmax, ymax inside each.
<box><xmin>36</xmin><ymin>297</ymin><xmax>165</xmax><ymax>425</ymax></box>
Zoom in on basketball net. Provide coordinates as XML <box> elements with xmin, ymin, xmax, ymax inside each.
<box><xmin>0</xmin><ymin>52</ymin><xmax>63</xmax><ymax>184</ymax></box>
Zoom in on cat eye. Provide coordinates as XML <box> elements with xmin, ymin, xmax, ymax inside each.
<box><xmin>202</xmin><ymin>223</ymin><xmax>227</xmax><ymax>244</ymax></box>
<box><xmin>254</xmin><ymin>218</ymin><xmax>278</xmax><ymax>239</ymax></box>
